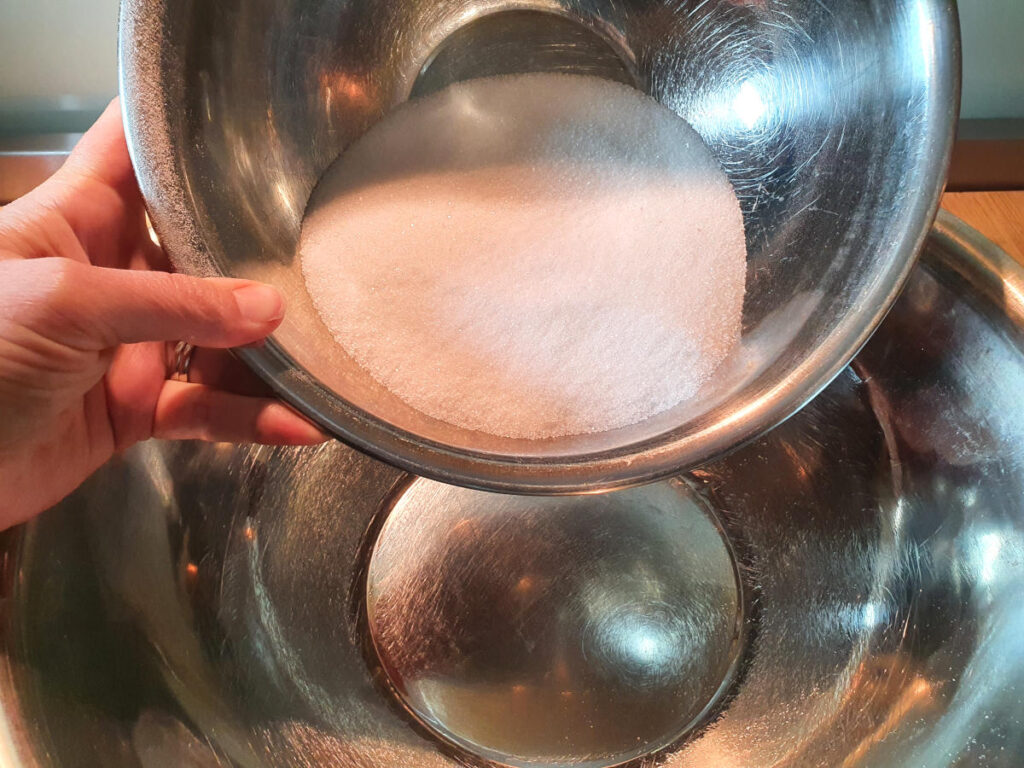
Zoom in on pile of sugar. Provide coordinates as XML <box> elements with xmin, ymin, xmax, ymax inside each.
<box><xmin>299</xmin><ymin>73</ymin><xmax>747</xmax><ymax>440</ymax></box>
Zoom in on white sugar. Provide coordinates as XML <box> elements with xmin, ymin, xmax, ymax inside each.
<box><xmin>300</xmin><ymin>73</ymin><xmax>747</xmax><ymax>439</ymax></box>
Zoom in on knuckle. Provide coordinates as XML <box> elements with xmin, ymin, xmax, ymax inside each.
<box><xmin>0</xmin><ymin>256</ymin><xmax>82</xmax><ymax>325</ymax></box>
<box><xmin>164</xmin><ymin>273</ymin><xmax>235</xmax><ymax>324</ymax></box>
<box><xmin>186</xmin><ymin>392</ymin><xmax>215</xmax><ymax>433</ymax></box>
<box><xmin>41</xmin><ymin>259</ymin><xmax>102</xmax><ymax>346</ymax></box>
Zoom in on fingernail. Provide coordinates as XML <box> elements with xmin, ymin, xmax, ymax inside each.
<box><xmin>234</xmin><ymin>284</ymin><xmax>284</xmax><ymax>323</ymax></box>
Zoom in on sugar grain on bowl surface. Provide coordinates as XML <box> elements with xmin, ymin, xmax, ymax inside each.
<box><xmin>300</xmin><ymin>73</ymin><xmax>747</xmax><ymax>440</ymax></box>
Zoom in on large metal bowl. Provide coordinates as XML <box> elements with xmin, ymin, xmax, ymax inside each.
<box><xmin>119</xmin><ymin>0</ymin><xmax>960</xmax><ymax>493</ymax></box>
<box><xmin>1</xmin><ymin>213</ymin><xmax>1021</xmax><ymax>767</ymax></box>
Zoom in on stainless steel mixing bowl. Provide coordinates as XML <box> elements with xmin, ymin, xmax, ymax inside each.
<box><xmin>119</xmin><ymin>0</ymin><xmax>960</xmax><ymax>493</ymax></box>
<box><xmin>1</xmin><ymin>213</ymin><xmax>1021</xmax><ymax>767</ymax></box>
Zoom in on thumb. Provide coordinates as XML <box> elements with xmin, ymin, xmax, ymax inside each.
<box><xmin>4</xmin><ymin>258</ymin><xmax>285</xmax><ymax>349</ymax></box>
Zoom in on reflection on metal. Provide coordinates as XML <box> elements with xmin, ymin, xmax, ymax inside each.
<box><xmin>366</xmin><ymin>479</ymin><xmax>742</xmax><ymax>767</ymax></box>
<box><xmin>119</xmin><ymin>0</ymin><xmax>959</xmax><ymax>493</ymax></box>
<box><xmin>0</xmin><ymin>216</ymin><xmax>1022</xmax><ymax>766</ymax></box>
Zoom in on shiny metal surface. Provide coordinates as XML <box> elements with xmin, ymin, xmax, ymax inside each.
<box><xmin>119</xmin><ymin>0</ymin><xmax>960</xmax><ymax>493</ymax></box>
<box><xmin>366</xmin><ymin>480</ymin><xmax>743</xmax><ymax>767</ymax></box>
<box><xmin>1</xmin><ymin>213</ymin><xmax>1022</xmax><ymax>766</ymax></box>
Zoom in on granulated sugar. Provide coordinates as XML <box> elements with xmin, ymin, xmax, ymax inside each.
<box><xmin>300</xmin><ymin>73</ymin><xmax>747</xmax><ymax>439</ymax></box>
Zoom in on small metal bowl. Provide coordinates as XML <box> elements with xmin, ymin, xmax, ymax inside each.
<box><xmin>119</xmin><ymin>0</ymin><xmax>960</xmax><ymax>493</ymax></box>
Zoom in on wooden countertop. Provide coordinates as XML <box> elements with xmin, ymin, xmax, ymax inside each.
<box><xmin>942</xmin><ymin>191</ymin><xmax>1024</xmax><ymax>265</ymax></box>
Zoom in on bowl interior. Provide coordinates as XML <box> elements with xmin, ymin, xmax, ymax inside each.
<box><xmin>120</xmin><ymin>0</ymin><xmax>958</xmax><ymax>487</ymax></box>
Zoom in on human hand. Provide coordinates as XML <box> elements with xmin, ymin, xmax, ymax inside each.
<box><xmin>0</xmin><ymin>100</ymin><xmax>325</xmax><ymax>527</ymax></box>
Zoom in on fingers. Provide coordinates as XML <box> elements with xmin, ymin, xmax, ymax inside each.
<box><xmin>60</xmin><ymin>99</ymin><xmax>135</xmax><ymax>193</ymax></box>
<box><xmin>153</xmin><ymin>381</ymin><xmax>327</xmax><ymax>445</ymax></box>
<box><xmin>188</xmin><ymin>347</ymin><xmax>277</xmax><ymax>397</ymax></box>
<box><xmin>5</xmin><ymin>257</ymin><xmax>285</xmax><ymax>350</ymax></box>
<box><xmin>3</xmin><ymin>98</ymin><xmax>154</xmax><ymax>271</ymax></box>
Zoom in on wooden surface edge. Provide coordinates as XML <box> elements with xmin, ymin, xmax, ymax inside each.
<box><xmin>941</xmin><ymin>191</ymin><xmax>1024</xmax><ymax>265</ymax></box>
